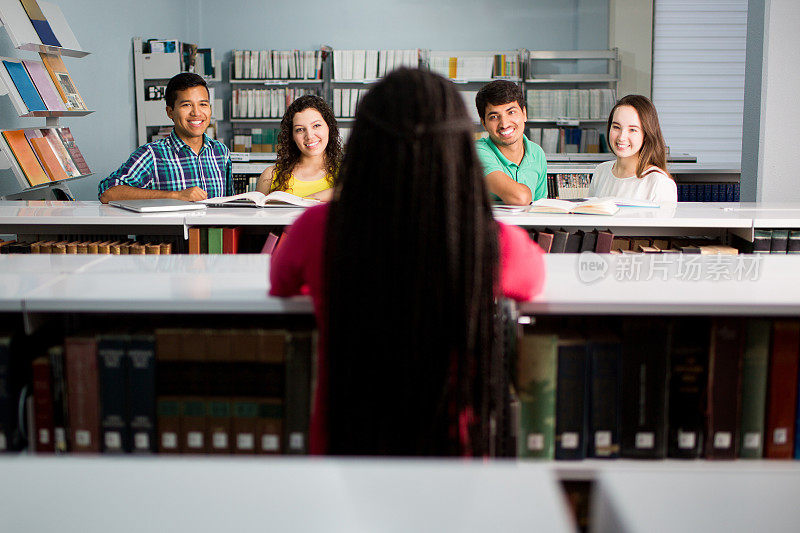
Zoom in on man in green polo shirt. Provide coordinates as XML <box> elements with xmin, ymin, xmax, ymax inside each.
<box><xmin>475</xmin><ymin>80</ymin><xmax>547</xmax><ymax>205</ymax></box>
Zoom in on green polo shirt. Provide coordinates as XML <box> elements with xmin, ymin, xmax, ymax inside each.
<box><xmin>475</xmin><ymin>135</ymin><xmax>547</xmax><ymax>202</ymax></box>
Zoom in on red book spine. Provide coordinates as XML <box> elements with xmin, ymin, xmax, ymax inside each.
<box><xmin>64</xmin><ymin>337</ymin><xmax>101</xmax><ymax>453</ymax></box>
<box><xmin>32</xmin><ymin>357</ymin><xmax>55</xmax><ymax>453</ymax></box>
<box><xmin>765</xmin><ymin>321</ymin><xmax>800</xmax><ymax>458</ymax></box>
<box><xmin>222</xmin><ymin>227</ymin><xmax>240</xmax><ymax>254</ymax></box>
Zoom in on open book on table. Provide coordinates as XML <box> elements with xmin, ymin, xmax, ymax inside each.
<box><xmin>199</xmin><ymin>190</ymin><xmax>322</xmax><ymax>208</ymax></box>
<box><xmin>528</xmin><ymin>197</ymin><xmax>620</xmax><ymax>216</ymax></box>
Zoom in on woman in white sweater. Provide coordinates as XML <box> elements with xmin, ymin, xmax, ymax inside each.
<box><xmin>588</xmin><ymin>94</ymin><xmax>677</xmax><ymax>203</ymax></box>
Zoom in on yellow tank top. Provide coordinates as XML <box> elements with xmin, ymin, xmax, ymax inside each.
<box><xmin>284</xmin><ymin>174</ymin><xmax>332</xmax><ymax>198</ymax></box>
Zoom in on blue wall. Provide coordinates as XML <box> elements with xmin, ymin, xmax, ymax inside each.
<box><xmin>0</xmin><ymin>0</ymin><xmax>608</xmax><ymax>200</ymax></box>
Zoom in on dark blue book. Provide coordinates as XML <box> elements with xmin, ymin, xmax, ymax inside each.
<box><xmin>588</xmin><ymin>338</ymin><xmax>622</xmax><ymax>458</ymax></box>
<box><xmin>30</xmin><ymin>19</ymin><xmax>61</xmax><ymax>47</ymax></box>
<box><xmin>555</xmin><ymin>338</ymin><xmax>589</xmax><ymax>460</ymax></box>
<box><xmin>2</xmin><ymin>60</ymin><xmax>47</xmax><ymax>111</ymax></box>
<box><xmin>127</xmin><ymin>335</ymin><xmax>157</xmax><ymax>453</ymax></box>
<box><xmin>97</xmin><ymin>334</ymin><xmax>130</xmax><ymax>453</ymax></box>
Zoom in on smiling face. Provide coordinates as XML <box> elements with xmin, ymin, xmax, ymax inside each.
<box><xmin>481</xmin><ymin>100</ymin><xmax>527</xmax><ymax>148</ymax></box>
<box><xmin>166</xmin><ymin>85</ymin><xmax>211</xmax><ymax>144</ymax></box>
<box><xmin>608</xmin><ymin>105</ymin><xmax>644</xmax><ymax>161</ymax></box>
<box><xmin>292</xmin><ymin>107</ymin><xmax>329</xmax><ymax>159</ymax></box>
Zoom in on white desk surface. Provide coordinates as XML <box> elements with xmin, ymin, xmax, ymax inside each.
<box><xmin>1</xmin><ymin>253</ymin><xmax>798</xmax><ymax>316</ymax></box>
<box><xmin>590</xmin><ymin>465</ymin><xmax>800</xmax><ymax>533</ymax></box>
<box><xmin>6</xmin><ymin>200</ymin><xmax>800</xmax><ymax>231</ymax></box>
<box><xmin>0</xmin><ymin>457</ymin><xmax>574</xmax><ymax>533</ymax></box>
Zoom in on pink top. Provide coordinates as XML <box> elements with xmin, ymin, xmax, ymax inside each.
<box><xmin>269</xmin><ymin>204</ymin><xmax>545</xmax><ymax>453</ymax></box>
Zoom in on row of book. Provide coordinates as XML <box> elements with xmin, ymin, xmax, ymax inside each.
<box><xmin>678</xmin><ymin>182</ymin><xmax>740</xmax><ymax>202</ymax></box>
<box><xmin>429</xmin><ymin>53</ymin><xmax>498</xmax><ymax>80</ymax></box>
<box><xmin>526</xmin><ymin>89</ymin><xmax>616</xmax><ymax>121</ymax></box>
<box><xmin>0</xmin><ymin>239</ymin><xmax>175</xmax><ymax>255</ymax></box>
<box><xmin>145</xmin><ymin>39</ymin><xmax>216</xmax><ymax>78</ymax></box>
<box><xmin>3</xmin><ymin>328</ymin><xmax>313</xmax><ymax>455</ymax></box>
<box><xmin>332</xmin><ymin>49</ymin><xmax>418</xmax><ymax>81</ymax></box>
<box><xmin>2</xmin><ymin>0</ymin><xmax>79</xmax><ymax>50</ymax></box>
<box><xmin>0</xmin><ymin>54</ymin><xmax>86</xmax><ymax>114</ymax></box>
<box><xmin>333</xmin><ymin>88</ymin><xmax>367</xmax><ymax>119</ymax></box>
<box><xmin>231</xmin><ymin>128</ymin><xmax>279</xmax><ymax>153</ymax></box>
<box><xmin>546</xmin><ymin>173</ymin><xmax>591</xmax><ymax>199</ymax></box>
<box><xmin>748</xmin><ymin>229</ymin><xmax>800</xmax><ymax>254</ymax></box>
<box><xmin>232</xmin><ymin>174</ymin><xmax>259</xmax><ymax>195</ymax></box>
<box><xmin>1</xmin><ymin>127</ymin><xmax>90</xmax><ymax>186</ymax></box>
<box><xmin>516</xmin><ymin>318</ymin><xmax>800</xmax><ymax>460</ymax></box>
<box><xmin>530</xmin><ymin>127</ymin><xmax>604</xmax><ymax>154</ymax></box>
<box><xmin>531</xmin><ymin>229</ymin><xmax>737</xmax><ymax>255</ymax></box>
<box><xmin>230</xmin><ymin>88</ymin><xmax>321</xmax><ymax>119</ymax></box>
<box><xmin>232</xmin><ymin>50</ymin><xmax>323</xmax><ymax>80</ymax></box>
<box><xmin>186</xmin><ymin>227</ymin><xmax>282</xmax><ymax>255</ymax></box>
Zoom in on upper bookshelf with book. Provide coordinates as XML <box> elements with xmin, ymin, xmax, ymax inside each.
<box><xmin>332</xmin><ymin>49</ymin><xmax>418</xmax><ymax>83</ymax></box>
<box><xmin>231</xmin><ymin>49</ymin><xmax>324</xmax><ymax>82</ymax></box>
<box><xmin>425</xmin><ymin>50</ymin><xmax>522</xmax><ymax>83</ymax></box>
<box><xmin>0</xmin><ymin>0</ymin><xmax>87</xmax><ymax>57</ymax></box>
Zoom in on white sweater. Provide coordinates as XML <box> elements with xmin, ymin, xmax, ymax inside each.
<box><xmin>588</xmin><ymin>160</ymin><xmax>678</xmax><ymax>203</ymax></box>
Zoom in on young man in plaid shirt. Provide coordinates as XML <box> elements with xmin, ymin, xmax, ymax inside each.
<box><xmin>98</xmin><ymin>73</ymin><xmax>232</xmax><ymax>203</ymax></box>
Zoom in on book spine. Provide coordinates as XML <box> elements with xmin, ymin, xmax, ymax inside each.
<box><xmin>0</xmin><ymin>336</ymin><xmax>11</xmax><ymax>452</ymax></box>
<box><xmin>97</xmin><ymin>335</ymin><xmax>130</xmax><ymax>453</ymax></box>
<box><xmin>31</xmin><ymin>357</ymin><xmax>55</xmax><ymax>453</ymax></box>
<box><xmin>207</xmin><ymin>398</ymin><xmax>232</xmax><ymax>454</ymax></box>
<box><xmin>555</xmin><ymin>340</ymin><xmax>589</xmax><ymax>460</ymax></box>
<box><xmin>705</xmin><ymin>318</ymin><xmax>744</xmax><ymax>459</ymax></box>
<box><xmin>181</xmin><ymin>397</ymin><xmax>208</xmax><ymax>454</ymax></box>
<box><xmin>232</xmin><ymin>397</ymin><xmax>259</xmax><ymax>454</ymax></box>
<box><xmin>516</xmin><ymin>334</ymin><xmax>558</xmax><ymax>459</ymax></box>
<box><xmin>64</xmin><ymin>337</ymin><xmax>101</xmax><ymax>453</ymax></box>
<box><xmin>156</xmin><ymin>397</ymin><xmax>181</xmax><ymax>454</ymax></box>
<box><xmin>667</xmin><ymin>319</ymin><xmax>709</xmax><ymax>459</ymax></box>
<box><xmin>285</xmin><ymin>331</ymin><xmax>312</xmax><ymax>454</ymax></box>
<box><xmin>588</xmin><ymin>340</ymin><xmax>621</xmax><ymax>458</ymax></box>
<box><xmin>620</xmin><ymin>319</ymin><xmax>671</xmax><ymax>458</ymax></box>
<box><xmin>765</xmin><ymin>320</ymin><xmax>800</xmax><ymax>458</ymax></box>
<box><xmin>739</xmin><ymin>320</ymin><xmax>771</xmax><ymax>458</ymax></box>
<box><xmin>127</xmin><ymin>335</ymin><xmax>156</xmax><ymax>453</ymax></box>
<box><xmin>48</xmin><ymin>345</ymin><xmax>69</xmax><ymax>453</ymax></box>
<box><xmin>257</xmin><ymin>398</ymin><xmax>283</xmax><ymax>454</ymax></box>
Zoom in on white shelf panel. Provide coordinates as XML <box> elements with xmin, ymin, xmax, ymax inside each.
<box><xmin>0</xmin><ymin>457</ymin><xmax>572</xmax><ymax>533</ymax></box>
<box><xmin>521</xmin><ymin>254</ymin><xmax>800</xmax><ymax>316</ymax></box>
<box><xmin>591</xmin><ymin>467</ymin><xmax>800</xmax><ymax>533</ymax></box>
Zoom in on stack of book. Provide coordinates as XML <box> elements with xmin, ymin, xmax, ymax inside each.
<box><xmin>232</xmin><ymin>50</ymin><xmax>323</xmax><ymax>80</ymax></box>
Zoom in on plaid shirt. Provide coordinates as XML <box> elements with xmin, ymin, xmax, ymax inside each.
<box><xmin>98</xmin><ymin>130</ymin><xmax>232</xmax><ymax>199</ymax></box>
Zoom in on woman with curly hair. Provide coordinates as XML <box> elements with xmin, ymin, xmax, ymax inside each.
<box><xmin>256</xmin><ymin>94</ymin><xmax>342</xmax><ymax>201</ymax></box>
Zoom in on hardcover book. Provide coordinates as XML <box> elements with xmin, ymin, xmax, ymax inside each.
<box><xmin>620</xmin><ymin>318</ymin><xmax>672</xmax><ymax>458</ymax></box>
<box><xmin>97</xmin><ymin>335</ymin><xmax>130</xmax><ymax>453</ymax></box>
<box><xmin>555</xmin><ymin>338</ymin><xmax>589</xmax><ymax>460</ymax></box>
<box><xmin>588</xmin><ymin>338</ymin><xmax>621</xmax><ymax>458</ymax></box>
<box><xmin>31</xmin><ymin>356</ymin><xmax>55</xmax><ymax>453</ymax></box>
<box><xmin>64</xmin><ymin>336</ymin><xmax>101</xmax><ymax>453</ymax></box>
<box><xmin>285</xmin><ymin>331</ymin><xmax>313</xmax><ymax>454</ymax></box>
<box><xmin>127</xmin><ymin>334</ymin><xmax>156</xmax><ymax>453</ymax></box>
<box><xmin>515</xmin><ymin>333</ymin><xmax>558</xmax><ymax>459</ymax></box>
<box><xmin>764</xmin><ymin>320</ymin><xmax>800</xmax><ymax>458</ymax></box>
<box><xmin>667</xmin><ymin>319</ymin><xmax>709</xmax><ymax>459</ymax></box>
<box><xmin>705</xmin><ymin>318</ymin><xmax>744</xmax><ymax>459</ymax></box>
<box><xmin>48</xmin><ymin>345</ymin><xmax>68</xmax><ymax>453</ymax></box>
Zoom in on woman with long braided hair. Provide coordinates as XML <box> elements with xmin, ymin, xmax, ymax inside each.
<box><xmin>270</xmin><ymin>68</ymin><xmax>545</xmax><ymax>456</ymax></box>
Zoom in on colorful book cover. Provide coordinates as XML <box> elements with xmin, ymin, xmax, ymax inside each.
<box><xmin>2</xmin><ymin>60</ymin><xmax>47</xmax><ymax>112</ymax></box>
<box><xmin>39</xmin><ymin>53</ymin><xmax>86</xmax><ymax>110</ymax></box>
<box><xmin>39</xmin><ymin>128</ymin><xmax>79</xmax><ymax>177</ymax></box>
<box><xmin>30</xmin><ymin>137</ymin><xmax>67</xmax><ymax>181</ymax></box>
<box><xmin>2</xmin><ymin>129</ymin><xmax>49</xmax><ymax>186</ymax></box>
<box><xmin>20</xmin><ymin>0</ymin><xmax>61</xmax><ymax>46</ymax></box>
<box><xmin>22</xmin><ymin>59</ymin><xmax>65</xmax><ymax>111</ymax></box>
<box><xmin>55</xmin><ymin>127</ymin><xmax>91</xmax><ymax>175</ymax></box>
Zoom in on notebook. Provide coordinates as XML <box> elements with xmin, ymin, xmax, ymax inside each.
<box><xmin>108</xmin><ymin>199</ymin><xmax>208</xmax><ymax>213</ymax></box>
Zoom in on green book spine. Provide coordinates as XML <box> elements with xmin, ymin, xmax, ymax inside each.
<box><xmin>207</xmin><ymin>227</ymin><xmax>223</xmax><ymax>254</ymax></box>
<box><xmin>516</xmin><ymin>333</ymin><xmax>558</xmax><ymax>459</ymax></box>
<box><xmin>739</xmin><ymin>319</ymin><xmax>771</xmax><ymax>458</ymax></box>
